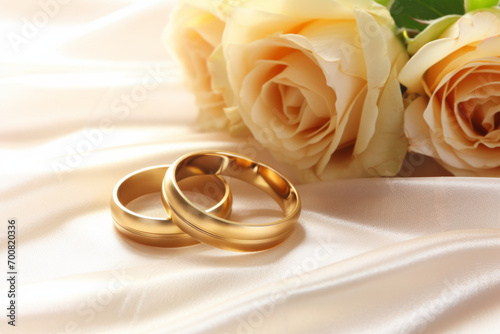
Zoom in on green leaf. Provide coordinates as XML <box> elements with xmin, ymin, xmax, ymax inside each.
<box><xmin>465</xmin><ymin>0</ymin><xmax>500</xmax><ymax>12</ymax></box>
<box><xmin>374</xmin><ymin>0</ymin><xmax>391</xmax><ymax>6</ymax></box>
<box><xmin>390</xmin><ymin>0</ymin><xmax>465</xmax><ymax>31</ymax></box>
<box><xmin>406</xmin><ymin>15</ymin><xmax>461</xmax><ymax>55</ymax></box>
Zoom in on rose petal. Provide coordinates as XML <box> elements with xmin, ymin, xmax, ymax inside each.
<box><xmin>427</xmin><ymin>37</ymin><xmax>500</xmax><ymax>92</ymax></box>
<box><xmin>354</xmin><ymin>9</ymin><xmax>402</xmax><ymax>156</ymax></box>
<box><xmin>316</xmin><ymin>83</ymin><xmax>367</xmax><ymax>174</ymax></box>
<box><xmin>222</xmin><ymin>0</ymin><xmax>407</xmax><ymax>177</ymax></box>
<box><xmin>357</xmin><ymin>52</ymin><xmax>408</xmax><ymax>176</ymax></box>
<box><xmin>404</xmin><ymin>96</ymin><xmax>436</xmax><ymax>157</ymax></box>
<box><xmin>399</xmin><ymin>12</ymin><xmax>500</xmax><ymax>94</ymax></box>
<box><xmin>282</xmin><ymin>21</ymin><xmax>366</xmax><ymax>79</ymax></box>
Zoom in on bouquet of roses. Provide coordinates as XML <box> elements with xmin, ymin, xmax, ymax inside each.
<box><xmin>166</xmin><ymin>0</ymin><xmax>500</xmax><ymax>180</ymax></box>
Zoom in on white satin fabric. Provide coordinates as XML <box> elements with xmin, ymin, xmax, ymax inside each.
<box><xmin>1</xmin><ymin>1</ymin><xmax>500</xmax><ymax>333</ymax></box>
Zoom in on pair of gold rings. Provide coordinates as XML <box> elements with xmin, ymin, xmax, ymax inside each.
<box><xmin>110</xmin><ymin>151</ymin><xmax>301</xmax><ymax>252</ymax></box>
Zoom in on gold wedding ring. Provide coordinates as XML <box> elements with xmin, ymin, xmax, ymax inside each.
<box><xmin>111</xmin><ymin>165</ymin><xmax>232</xmax><ymax>247</ymax></box>
<box><xmin>162</xmin><ymin>151</ymin><xmax>301</xmax><ymax>252</ymax></box>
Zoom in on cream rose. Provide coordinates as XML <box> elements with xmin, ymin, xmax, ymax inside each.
<box><xmin>399</xmin><ymin>10</ymin><xmax>500</xmax><ymax>176</ymax></box>
<box><xmin>220</xmin><ymin>0</ymin><xmax>408</xmax><ymax>180</ymax></box>
<box><xmin>167</xmin><ymin>0</ymin><xmax>239</xmax><ymax>130</ymax></box>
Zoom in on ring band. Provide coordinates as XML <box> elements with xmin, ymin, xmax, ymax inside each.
<box><xmin>110</xmin><ymin>165</ymin><xmax>232</xmax><ymax>247</ymax></box>
<box><xmin>162</xmin><ymin>151</ymin><xmax>301</xmax><ymax>252</ymax></box>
